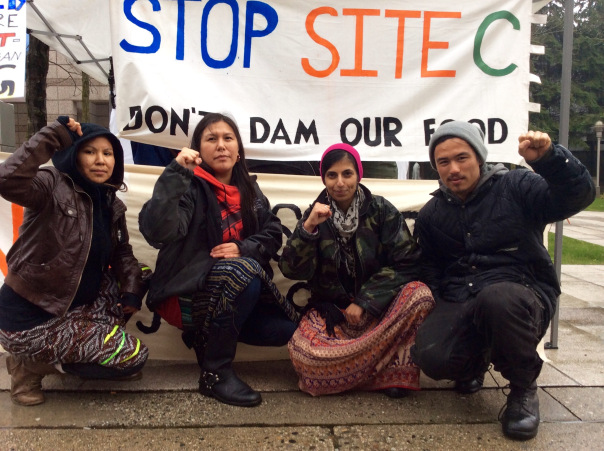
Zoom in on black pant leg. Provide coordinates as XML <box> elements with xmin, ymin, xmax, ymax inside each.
<box><xmin>231</xmin><ymin>277</ymin><xmax>262</xmax><ymax>332</ymax></box>
<box><xmin>411</xmin><ymin>297</ymin><xmax>488</xmax><ymax>381</ymax></box>
<box><xmin>473</xmin><ymin>281</ymin><xmax>547</xmax><ymax>388</ymax></box>
<box><xmin>238</xmin><ymin>303</ymin><xmax>297</xmax><ymax>347</ymax></box>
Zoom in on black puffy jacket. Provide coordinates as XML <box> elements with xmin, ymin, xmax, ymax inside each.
<box><xmin>415</xmin><ymin>144</ymin><xmax>595</xmax><ymax>319</ymax></box>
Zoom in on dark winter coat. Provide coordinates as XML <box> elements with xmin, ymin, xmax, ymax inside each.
<box><xmin>415</xmin><ymin>144</ymin><xmax>595</xmax><ymax>320</ymax></box>
<box><xmin>139</xmin><ymin>160</ymin><xmax>283</xmax><ymax>310</ymax></box>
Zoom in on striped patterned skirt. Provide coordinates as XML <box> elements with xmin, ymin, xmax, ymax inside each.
<box><xmin>0</xmin><ymin>271</ymin><xmax>148</xmax><ymax>371</ymax></box>
<box><xmin>288</xmin><ymin>281</ymin><xmax>434</xmax><ymax>396</ymax></box>
<box><xmin>178</xmin><ymin>257</ymin><xmax>299</xmax><ymax>337</ymax></box>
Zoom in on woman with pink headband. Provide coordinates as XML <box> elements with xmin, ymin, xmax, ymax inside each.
<box><xmin>280</xmin><ymin>143</ymin><xmax>434</xmax><ymax>397</ymax></box>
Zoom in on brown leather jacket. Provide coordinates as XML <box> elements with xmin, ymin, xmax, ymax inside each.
<box><xmin>0</xmin><ymin>121</ymin><xmax>145</xmax><ymax>316</ymax></box>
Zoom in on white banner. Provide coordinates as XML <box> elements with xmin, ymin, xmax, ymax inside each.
<box><xmin>111</xmin><ymin>0</ymin><xmax>535</xmax><ymax>163</ymax></box>
<box><xmin>0</xmin><ymin>0</ymin><xmax>26</xmax><ymax>102</ymax></box>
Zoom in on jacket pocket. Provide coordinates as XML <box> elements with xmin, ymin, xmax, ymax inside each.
<box><xmin>19</xmin><ymin>257</ymin><xmax>63</xmax><ymax>294</ymax></box>
<box><xmin>54</xmin><ymin>200</ymin><xmax>79</xmax><ymax>237</ymax></box>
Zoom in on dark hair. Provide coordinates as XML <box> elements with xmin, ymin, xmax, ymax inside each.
<box><xmin>431</xmin><ymin>135</ymin><xmax>455</xmax><ymax>151</ymax></box>
<box><xmin>190</xmin><ymin>112</ymin><xmax>258</xmax><ymax>238</ymax></box>
<box><xmin>320</xmin><ymin>149</ymin><xmax>359</xmax><ymax>182</ymax></box>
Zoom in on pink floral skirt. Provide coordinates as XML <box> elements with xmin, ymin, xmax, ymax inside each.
<box><xmin>288</xmin><ymin>281</ymin><xmax>434</xmax><ymax>396</ymax></box>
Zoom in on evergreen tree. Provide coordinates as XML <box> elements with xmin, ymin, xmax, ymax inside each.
<box><xmin>530</xmin><ymin>0</ymin><xmax>604</xmax><ymax>149</ymax></box>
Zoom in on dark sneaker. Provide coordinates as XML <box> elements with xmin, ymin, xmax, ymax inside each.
<box><xmin>381</xmin><ymin>387</ymin><xmax>410</xmax><ymax>398</ymax></box>
<box><xmin>454</xmin><ymin>373</ymin><xmax>485</xmax><ymax>394</ymax></box>
<box><xmin>500</xmin><ymin>383</ymin><xmax>540</xmax><ymax>440</ymax></box>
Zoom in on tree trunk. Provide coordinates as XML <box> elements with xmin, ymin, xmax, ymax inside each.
<box><xmin>82</xmin><ymin>72</ymin><xmax>90</xmax><ymax>122</ymax></box>
<box><xmin>26</xmin><ymin>35</ymin><xmax>49</xmax><ymax>136</ymax></box>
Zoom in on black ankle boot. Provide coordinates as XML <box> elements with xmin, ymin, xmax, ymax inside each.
<box><xmin>500</xmin><ymin>382</ymin><xmax>540</xmax><ymax>440</ymax></box>
<box><xmin>199</xmin><ymin>367</ymin><xmax>262</xmax><ymax>407</ymax></box>
<box><xmin>197</xmin><ymin>315</ymin><xmax>261</xmax><ymax>407</ymax></box>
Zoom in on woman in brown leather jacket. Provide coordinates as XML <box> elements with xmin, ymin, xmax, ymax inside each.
<box><xmin>0</xmin><ymin>117</ymin><xmax>149</xmax><ymax>406</ymax></box>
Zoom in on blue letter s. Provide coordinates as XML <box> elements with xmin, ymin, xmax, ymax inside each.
<box><xmin>120</xmin><ymin>0</ymin><xmax>162</xmax><ymax>54</ymax></box>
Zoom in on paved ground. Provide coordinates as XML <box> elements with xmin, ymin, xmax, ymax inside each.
<box><xmin>551</xmin><ymin>210</ymin><xmax>604</xmax><ymax>247</ymax></box>
<box><xmin>1</xmin><ymin>211</ymin><xmax>603</xmax><ymax>450</ymax></box>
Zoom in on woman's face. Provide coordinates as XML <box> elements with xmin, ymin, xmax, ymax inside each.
<box><xmin>323</xmin><ymin>156</ymin><xmax>359</xmax><ymax>211</ymax></box>
<box><xmin>199</xmin><ymin>120</ymin><xmax>240</xmax><ymax>184</ymax></box>
<box><xmin>76</xmin><ymin>136</ymin><xmax>115</xmax><ymax>184</ymax></box>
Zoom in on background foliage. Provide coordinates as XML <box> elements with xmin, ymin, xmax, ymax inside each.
<box><xmin>530</xmin><ymin>0</ymin><xmax>604</xmax><ymax>150</ymax></box>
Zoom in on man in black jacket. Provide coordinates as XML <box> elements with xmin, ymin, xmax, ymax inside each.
<box><xmin>411</xmin><ymin>121</ymin><xmax>595</xmax><ymax>441</ymax></box>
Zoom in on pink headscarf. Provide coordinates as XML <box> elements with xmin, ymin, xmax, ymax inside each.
<box><xmin>319</xmin><ymin>143</ymin><xmax>363</xmax><ymax>181</ymax></box>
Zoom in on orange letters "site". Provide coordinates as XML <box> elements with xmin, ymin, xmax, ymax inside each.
<box><xmin>301</xmin><ymin>8</ymin><xmax>461</xmax><ymax>79</ymax></box>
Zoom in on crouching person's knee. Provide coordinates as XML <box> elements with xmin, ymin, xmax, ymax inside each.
<box><xmin>63</xmin><ymin>334</ymin><xmax>149</xmax><ymax>381</ymax></box>
<box><xmin>412</xmin><ymin>328</ymin><xmax>476</xmax><ymax>381</ymax></box>
<box><xmin>411</xmin><ymin>335</ymin><xmax>453</xmax><ymax>381</ymax></box>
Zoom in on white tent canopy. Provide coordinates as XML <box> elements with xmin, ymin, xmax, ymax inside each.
<box><xmin>27</xmin><ymin>1</ymin><xmax>112</xmax><ymax>84</ymax></box>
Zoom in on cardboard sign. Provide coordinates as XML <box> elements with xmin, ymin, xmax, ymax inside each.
<box><xmin>0</xmin><ymin>0</ymin><xmax>26</xmax><ymax>101</ymax></box>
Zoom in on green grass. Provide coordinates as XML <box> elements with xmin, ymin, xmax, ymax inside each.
<box><xmin>585</xmin><ymin>195</ymin><xmax>604</xmax><ymax>212</ymax></box>
<box><xmin>548</xmin><ymin>232</ymin><xmax>604</xmax><ymax>264</ymax></box>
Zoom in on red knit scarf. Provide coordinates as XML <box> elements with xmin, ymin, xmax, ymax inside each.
<box><xmin>193</xmin><ymin>166</ymin><xmax>243</xmax><ymax>242</ymax></box>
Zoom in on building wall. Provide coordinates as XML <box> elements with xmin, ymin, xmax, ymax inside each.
<box><xmin>13</xmin><ymin>102</ymin><xmax>28</xmax><ymax>149</ymax></box>
<box><xmin>0</xmin><ymin>101</ymin><xmax>16</xmax><ymax>153</ymax></box>
<box><xmin>13</xmin><ymin>50</ymin><xmax>111</xmax><ymax>147</ymax></box>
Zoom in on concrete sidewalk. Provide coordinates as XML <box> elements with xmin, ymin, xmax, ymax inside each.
<box><xmin>554</xmin><ymin>210</ymin><xmax>604</xmax><ymax>247</ymax></box>
<box><xmin>1</xmin><ymin>214</ymin><xmax>603</xmax><ymax>450</ymax></box>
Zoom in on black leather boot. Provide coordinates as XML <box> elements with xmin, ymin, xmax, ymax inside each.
<box><xmin>197</xmin><ymin>314</ymin><xmax>261</xmax><ymax>407</ymax></box>
<box><xmin>500</xmin><ymin>381</ymin><xmax>540</xmax><ymax>440</ymax></box>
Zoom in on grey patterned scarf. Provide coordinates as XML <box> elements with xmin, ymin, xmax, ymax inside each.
<box><xmin>328</xmin><ymin>187</ymin><xmax>364</xmax><ymax>277</ymax></box>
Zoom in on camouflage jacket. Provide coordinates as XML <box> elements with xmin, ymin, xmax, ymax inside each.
<box><xmin>279</xmin><ymin>184</ymin><xmax>421</xmax><ymax>318</ymax></box>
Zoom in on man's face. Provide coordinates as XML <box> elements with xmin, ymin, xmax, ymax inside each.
<box><xmin>434</xmin><ymin>138</ymin><xmax>481</xmax><ymax>201</ymax></box>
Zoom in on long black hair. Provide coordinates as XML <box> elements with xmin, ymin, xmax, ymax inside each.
<box><xmin>190</xmin><ymin>112</ymin><xmax>258</xmax><ymax>238</ymax></box>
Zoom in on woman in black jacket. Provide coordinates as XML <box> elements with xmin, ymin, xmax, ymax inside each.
<box><xmin>139</xmin><ymin>113</ymin><xmax>298</xmax><ymax>407</ymax></box>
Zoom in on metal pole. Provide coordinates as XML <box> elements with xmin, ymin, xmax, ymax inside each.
<box><xmin>595</xmin><ymin>121</ymin><xmax>603</xmax><ymax>197</ymax></box>
<box><xmin>598</xmin><ymin>139</ymin><xmax>601</xmax><ymax>197</ymax></box>
<box><xmin>547</xmin><ymin>0</ymin><xmax>574</xmax><ymax>350</ymax></box>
